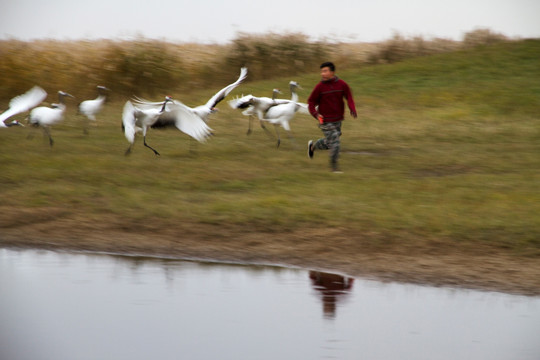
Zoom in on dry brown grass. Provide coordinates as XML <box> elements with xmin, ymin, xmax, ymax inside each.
<box><xmin>0</xmin><ymin>29</ymin><xmax>516</xmax><ymax>101</ymax></box>
<box><xmin>365</xmin><ymin>28</ymin><xmax>509</xmax><ymax>64</ymax></box>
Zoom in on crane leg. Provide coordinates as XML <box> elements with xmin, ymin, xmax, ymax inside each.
<box><xmin>287</xmin><ymin>130</ymin><xmax>298</xmax><ymax>149</ymax></box>
<box><xmin>259</xmin><ymin>120</ymin><xmax>275</xmax><ymax>141</ymax></box>
<box><xmin>125</xmin><ymin>145</ymin><xmax>133</xmax><ymax>156</ymax></box>
<box><xmin>274</xmin><ymin>124</ymin><xmax>281</xmax><ymax>148</ymax></box>
<box><xmin>247</xmin><ymin>115</ymin><xmax>252</xmax><ymax>135</ymax></box>
<box><xmin>27</xmin><ymin>125</ymin><xmax>38</xmax><ymax>140</ymax></box>
<box><xmin>83</xmin><ymin>118</ymin><xmax>90</xmax><ymax>135</ymax></box>
<box><xmin>43</xmin><ymin>126</ymin><xmax>54</xmax><ymax>147</ymax></box>
<box><xmin>143</xmin><ymin>136</ymin><xmax>160</xmax><ymax>156</ymax></box>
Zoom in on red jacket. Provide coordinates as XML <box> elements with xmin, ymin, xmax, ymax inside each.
<box><xmin>308</xmin><ymin>77</ymin><xmax>356</xmax><ymax>123</ymax></box>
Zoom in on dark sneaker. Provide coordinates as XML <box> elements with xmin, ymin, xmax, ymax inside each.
<box><xmin>308</xmin><ymin>140</ymin><xmax>314</xmax><ymax>159</ymax></box>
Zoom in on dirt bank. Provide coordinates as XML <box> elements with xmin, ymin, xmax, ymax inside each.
<box><xmin>1</xmin><ymin>210</ymin><xmax>539</xmax><ymax>296</ymax></box>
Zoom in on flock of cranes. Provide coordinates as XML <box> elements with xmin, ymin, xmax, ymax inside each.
<box><xmin>0</xmin><ymin>67</ymin><xmax>311</xmax><ymax>154</ymax></box>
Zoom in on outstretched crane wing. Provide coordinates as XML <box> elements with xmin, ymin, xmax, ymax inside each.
<box><xmin>204</xmin><ymin>67</ymin><xmax>248</xmax><ymax>109</ymax></box>
<box><xmin>166</xmin><ymin>100</ymin><xmax>213</xmax><ymax>142</ymax></box>
<box><xmin>0</xmin><ymin>86</ymin><xmax>47</xmax><ymax>124</ymax></box>
<box><xmin>296</xmin><ymin>102</ymin><xmax>310</xmax><ymax>114</ymax></box>
<box><xmin>122</xmin><ymin>101</ymin><xmax>137</xmax><ymax>144</ymax></box>
<box><xmin>131</xmin><ymin>96</ymin><xmax>169</xmax><ymax>109</ymax></box>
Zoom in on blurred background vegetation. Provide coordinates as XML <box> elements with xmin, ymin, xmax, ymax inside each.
<box><xmin>0</xmin><ymin>28</ymin><xmax>512</xmax><ymax>100</ymax></box>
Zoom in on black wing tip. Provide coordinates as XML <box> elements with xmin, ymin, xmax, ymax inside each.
<box><xmin>151</xmin><ymin>117</ymin><xmax>176</xmax><ymax>129</ymax></box>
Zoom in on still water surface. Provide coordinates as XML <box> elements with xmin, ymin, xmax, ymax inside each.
<box><xmin>1</xmin><ymin>248</ymin><xmax>539</xmax><ymax>360</ymax></box>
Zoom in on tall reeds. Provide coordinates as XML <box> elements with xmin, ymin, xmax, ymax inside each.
<box><xmin>0</xmin><ymin>29</ymin><xmax>515</xmax><ymax>101</ymax></box>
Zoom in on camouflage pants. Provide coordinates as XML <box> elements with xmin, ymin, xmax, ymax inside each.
<box><xmin>314</xmin><ymin>121</ymin><xmax>342</xmax><ymax>170</ymax></box>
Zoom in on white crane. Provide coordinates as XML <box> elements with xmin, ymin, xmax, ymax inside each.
<box><xmin>28</xmin><ymin>91</ymin><xmax>74</xmax><ymax>146</ymax></box>
<box><xmin>0</xmin><ymin>86</ymin><xmax>47</xmax><ymax>128</ymax></box>
<box><xmin>123</xmin><ymin>96</ymin><xmax>176</xmax><ymax>155</ymax></box>
<box><xmin>123</xmin><ymin>95</ymin><xmax>216</xmax><ymax>156</ymax></box>
<box><xmin>78</xmin><ymin>85</ymin><xmax>110</xmax><ymax>134</ymax></box>
<box><xmin>134</xmin><ymin>67</ymin><xmax>248</xmax><ymax>124</ymax></box>
<box><xmin>243</xmin><ymin>88</ymin><xmax>282</xmax><ymax>135</ymax></box>
<box><xmin>229</xmin><ymin>81</ymin><xmax>308</xmax><ymax>147</ymax></box>
<box><xmin>262</xmin><ymin>81</ymin><xmax>308</xmax><ymax>147</ymax></box>
<box><xmin>129</xmin><ymin>67</ymin><xmax>248</xmax><ymax>154</ymax></box>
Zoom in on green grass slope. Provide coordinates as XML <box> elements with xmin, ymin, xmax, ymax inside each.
<box><xmin>1</xmin><ymin>40</ymin><xmax>539</xmax><ymax>253</ymax></box>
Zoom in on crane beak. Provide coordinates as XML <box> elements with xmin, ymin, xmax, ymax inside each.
<box><xmin>7</xmin><ymin>120</ymin><xmax>24</xmax><ymax>127</ymax></box>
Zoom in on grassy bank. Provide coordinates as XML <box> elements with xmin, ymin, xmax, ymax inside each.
<box><xmin>1</xmin><ymin>39</ymin><xmax>539</xmax><ymax>258</ymax></box>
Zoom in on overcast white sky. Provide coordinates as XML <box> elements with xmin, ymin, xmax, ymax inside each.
<box><xmin>1</xmin><ymin>0</ymin><xmax>539</xmax><ymax>43</ymax></box>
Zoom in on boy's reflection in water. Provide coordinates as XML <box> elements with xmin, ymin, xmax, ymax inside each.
<box><xmin>309</xmin><ymin>271</ymin><xmax>354</xmax><ymax>319</ymax></box>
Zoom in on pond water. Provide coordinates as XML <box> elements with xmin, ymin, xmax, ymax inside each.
<box><xmin>1</xmin><ymin>248</ymin><xmax>539</xmax><ymax>360</ymax></box>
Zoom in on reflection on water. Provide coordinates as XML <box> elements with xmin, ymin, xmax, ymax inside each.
<box><xmin>1</xmin><ymin>248</ymin><xmax>539</xmax><ymax>360</ymax></box>
<box><xmin>310</xmin><ymin>271</ymin><xmax>354</xmax><ymax>319</ymax></box>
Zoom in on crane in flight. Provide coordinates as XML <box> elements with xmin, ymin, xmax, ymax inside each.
<box><xmin>128</xmin><ymin>67</ymin><xmax>248</xmax><ymax>155</ymax></box>
<box><xmin>0</xmin><ymin>86</ymin><xmax>47</xmax><ymax>128</ymax></box>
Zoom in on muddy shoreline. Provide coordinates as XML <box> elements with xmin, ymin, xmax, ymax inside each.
<box><xmin>1</xmin><ymin>215</ymin><xmax>539</xmax><ymax>296</ymax></box>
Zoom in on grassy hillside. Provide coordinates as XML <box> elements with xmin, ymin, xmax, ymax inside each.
<box><xmin>1</xmin><ymin>40</ymin><xmax>539</xmax><ymax>254</ymax></box>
